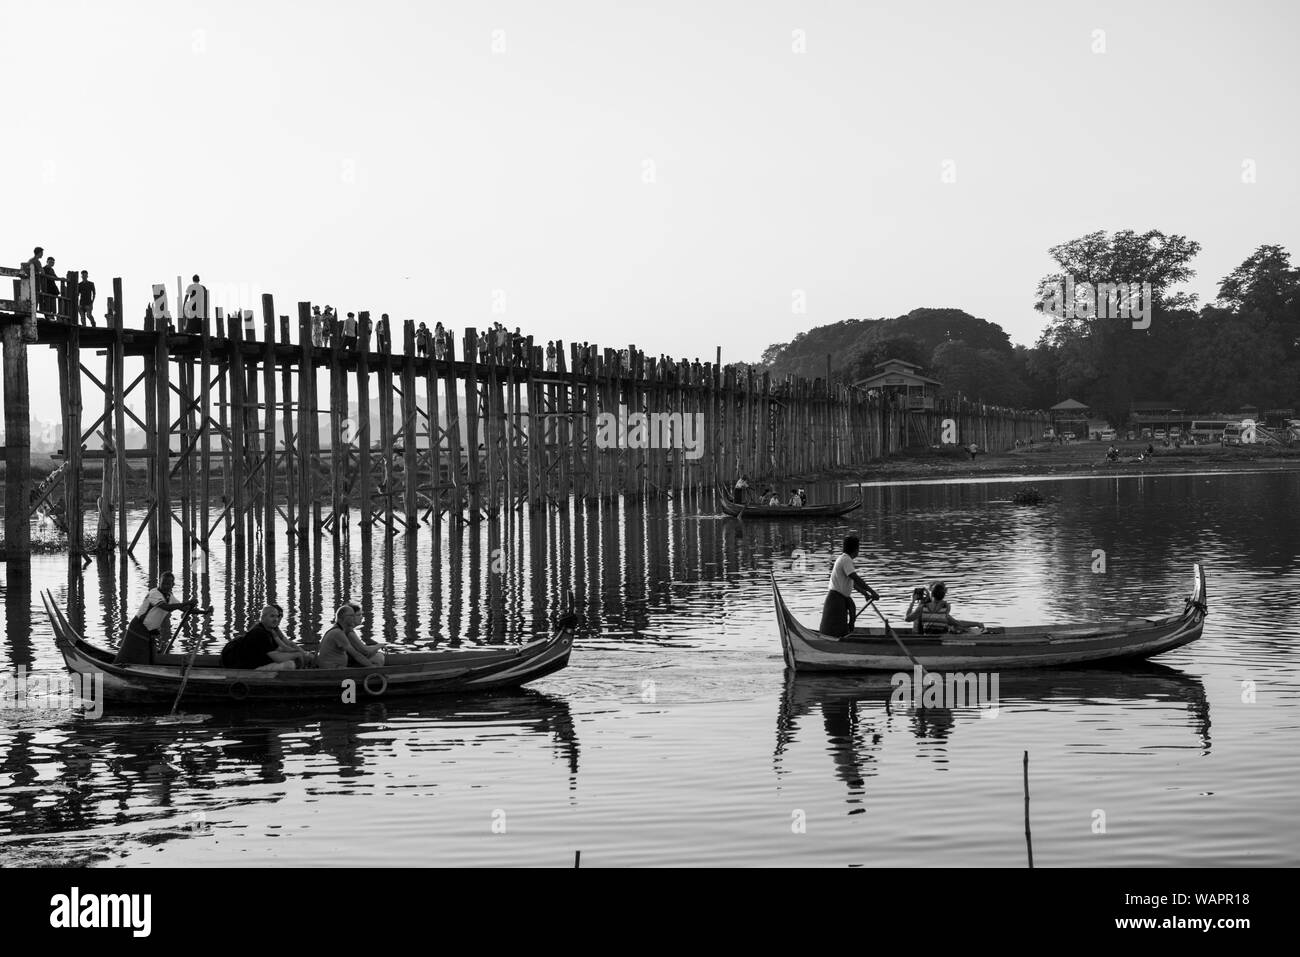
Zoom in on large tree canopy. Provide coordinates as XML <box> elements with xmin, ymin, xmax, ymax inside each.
<box><xmin>756</xmin><ymin>232</ymin><xmax>1298</xmax><ymax>421</ymax></box>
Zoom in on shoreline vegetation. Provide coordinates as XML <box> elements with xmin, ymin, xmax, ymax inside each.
<box><xmin>2</xmin><ymin>440</ymin><xmax>1294</xmax><ymax>556</ymax></box>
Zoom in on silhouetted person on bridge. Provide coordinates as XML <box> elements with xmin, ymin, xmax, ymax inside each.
<box><xmin>78</xmin><ymin>270</ymin><xmax>96</xmax><ymax>325</ymax></box>
<box><xmin>42</xmin><ymin>256</ymin><xmax>61</xmax><ymax>317</ymax></box>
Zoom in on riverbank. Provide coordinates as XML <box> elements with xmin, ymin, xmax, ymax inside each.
<box><xmin>805</xmin><ymin>439</ymin><xmax>1300</xmax><ymax>483</ymax></box>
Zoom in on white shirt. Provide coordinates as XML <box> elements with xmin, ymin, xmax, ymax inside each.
<box><xmin>136</xmin><ymin>588</ymin><xmax>170</xmax><ymax>631</ymax></box>
<box><xmin>829</xmin><ymin>553</ymin><xmax>857</xmax><ymax>598</ymax></box>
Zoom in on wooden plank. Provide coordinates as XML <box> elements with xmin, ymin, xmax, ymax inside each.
<box><xmin>227</xmin><ymin>313</ymin><xmax>246</xmax><ymax>544</ymax></box>
<box><xmin>354</xmin><ymin>313</ymin><xmax>371</xmax><ymax>528</ymax></box>
<box><xmin>401</xmin><ymin>320</ymin><xmax>419</xmax><ymax>528</ymax></box>
<box><xmin>295</xmin><ymin>303</ymin><xmax>313</xmax><ymax>537</ymax></box>
<box><xmin>261</xmin><ymin>295</ymin><xmax>277</xmax><ymax>553</ymax></box>
<box><xmin>329</xmin><ymin>307</ymin><xmax>344</xmax><ymax>531</ymax></box>
<box><xmin>2</xmin><ymin>322</ymin><xmax>30</xmax><ymax>572</ymax></box>
<box><xmin>441</xmin><ymin>335</ymin><xmax>463</xmax><ymax>519</ymax></box>
<box><xmin>199</xmin><ymin>311</ymin><xmax>213</xmax><ymax>546</ymax></box>
<box><xmin>463</xmin><ymin>328</ymin><xmax>481</xmax><ymax>519</ymax></box>
<box><xmin>112</xmin><ymin>279</ymin><xmax>129</xmax><ymax>552</ymax></box>
<box><xmin>377</xmin><ymin>313</ymin><xmax>395</xmax><ymax>533</ymax></box>
<box><xmin>423</xmin><ymin>330</ymin><xmax>441</xmax><ymax>527</ymax></box>
<box><xmin>278</xmin><ymin>315</ymin><xmax>295</xmax><ymax>538</ymax></box>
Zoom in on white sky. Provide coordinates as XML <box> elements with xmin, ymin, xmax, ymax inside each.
<box><xmin>4</xmin><ymin>0</ymin><xmax>1299</xmax><ymax>415</ymax></box>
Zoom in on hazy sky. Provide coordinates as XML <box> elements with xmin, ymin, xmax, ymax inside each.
<box><xmin>4</xmin><ymin>0</ymin><xmax>1299</xmax><ymax>415</ymax></box>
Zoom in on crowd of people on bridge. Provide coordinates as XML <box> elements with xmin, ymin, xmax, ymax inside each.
<box><xmin>17</xmin><ymin>247</ymin><xmax>721</xmax><ymax>382</ymax></box>
<box><xmin>21</xmin><ymin>246</ymin><xmax>98</xmax><ymax>326</ymax></box>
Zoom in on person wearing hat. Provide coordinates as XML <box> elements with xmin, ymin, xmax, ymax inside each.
<box><xmin>906</xmin><ymin>581</ymin><xmax>984</xmax><ymax>635</ymax></box>
<box><xmin>818</xmin><ymin>535</ymin><xmax>880</xmax><ymax>638</ymax></box>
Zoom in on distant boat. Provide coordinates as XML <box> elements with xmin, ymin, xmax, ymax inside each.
<box><xmin>719</xmin><ymin>487</ymin><xmax>862</xmax><ymax>519</ymax></box>
<box><xmin>40</xmin><ymin>591</ymin><xmax>576</xmax><ymax>705</ymax></box>
<box><xmin>771</xmin><ymin>565</ymin><xmax>1207</xmax><ymax>671</ymax></box>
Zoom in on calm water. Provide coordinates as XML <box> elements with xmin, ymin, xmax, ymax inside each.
<box><xmin>2</xmin><ymin>471</ymin><xmax>1298</xmax><ymax>866</ymax></box>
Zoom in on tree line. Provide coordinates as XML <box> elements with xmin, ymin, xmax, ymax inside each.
<box><xmin>758</xmin><ymin>230</ymin><xmax>1300</xmax><ymax>424</ymax></box>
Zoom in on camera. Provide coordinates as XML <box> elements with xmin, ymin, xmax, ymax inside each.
<box><xmin>912</xmin><ymin>586</ymin><xmax>929</xmax><ymax>601</ymax></box>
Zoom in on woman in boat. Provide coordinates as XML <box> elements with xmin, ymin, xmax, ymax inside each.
<box><xmin>318</xmin><ymin>606</ymin><xmax>387</xmax><ymax>669</ymax></box>
<box><xmin>906</xmin><ymin>582</ymin><xmax>984</xmax><ymax>634</ymax></box>
<box><xmin>818</xmin><ymin>536</ymin><xmax>880</xmax><ymax>638</ymax></box>
<box><xmin>346</xmin><ymin>601</ymin><xmax>382</xmax><ymax>650</ymax></box>
<box><xmin>113</xmin><ymin>571</ymin><xmax>198</xmax><ymax>665</ymax></box>
<box><xmin>733</xmin><ymin>474</ymin><xmax>750</xmax><ymax>504</ymax></box>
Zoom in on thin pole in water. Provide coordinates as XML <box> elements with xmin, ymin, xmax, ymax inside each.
<box><xmin>1023</xmin><ymin>750</ymin><xmax>1033</xmax><ymax>869</ymax></box>
<box><xmin>574</xmin><ymin>850</ymin><xmax>580</xmax><ymax>868</ymax></box>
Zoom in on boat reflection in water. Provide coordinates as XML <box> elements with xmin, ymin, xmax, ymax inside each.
<box><xmin>773</xmin><ymin>663</ymin><xmax>1211</xmax><ymax>810</ymax></box>
<box><xmin>0</xmin><ymin>690</ymin><xmax>577</xmax><ymax>863</ymax></box>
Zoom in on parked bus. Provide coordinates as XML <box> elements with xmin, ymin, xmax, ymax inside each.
<box><xmin>1191</xmin><ymin>419</ymin><xmax>1229</xmax><ymax>443</ymax></box>
<box><xmin>1221</xmin><ymin>420</ymin><xmax>1255</xmax><ymax>445</ymax></box>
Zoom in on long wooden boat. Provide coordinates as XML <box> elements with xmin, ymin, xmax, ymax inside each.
<box><xmin>40</xmin><ymin>590</ymin><xmax>577</xmax><ymax>705</ymax></box>
<box><xmin>719</xmin><ymin>488</ymin><xmax>862</xmax><ymax>519</ymax></box>
<box><xmin>772</xmin><ymin>564</ymin><xmax>1207</xmax><ymax>671</ymax></box>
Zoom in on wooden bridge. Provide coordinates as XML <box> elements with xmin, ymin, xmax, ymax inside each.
<box><xmin>1</xmin><ymin>265</ymin><xmax>1050</xmax><ymax>576</ymax></box>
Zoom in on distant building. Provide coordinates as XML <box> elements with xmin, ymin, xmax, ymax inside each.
<box><xmin>1049</xmin><ymin>398</ymin><xmax>1090</xmax><ymax>438</ymax></box>
<box><xmin>852</xmin><ymin>359</ymin><xmax>942</xmax><ymax>411</ymax></box>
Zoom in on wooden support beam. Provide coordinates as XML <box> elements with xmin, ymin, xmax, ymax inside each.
<box><xmin>228</xmin><ymin>313</ymin><xmax>246</xmax><ymax>544</ymax></box>
<box><xmin>296</xmin><ymin>303</ymin><xmax>313</xmax><ymax>539</ymax></box>
<box><xmin>2</xmin><ymin>321</ymin><xmax>31</xmax><ymax>573</ymax></box>
<box><xmin>279</xmin><ymin>315</ymin><xmax>296</xmax><ymax>538</ymax></box>
<box><xmin>354</xmin><ymin>314</ymin><xmax>371</xmax><ymax>529</ymax></box>
<box><xmin>401</xmin><ymin>320</ymin><xmax>419</xmax><ymax>529</ymax></box>
<box><xmin>261</xmin><ymin>295</ymin><xmax>277</xmax><ymax>556</ymax></box>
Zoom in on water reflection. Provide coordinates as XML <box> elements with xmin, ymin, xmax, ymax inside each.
<box><xmin>3</xmin><ymin>470</ymin><xmax>1298</xmax><ymax>864</ymax></box>
<box><xmin>775</xmin><ymin>663</ymin><xmax>1211</xmax><ymax>809</ymax></box>
<box><xmin>0</xmin><ymin>691</ymin><xmax>576</xmax><ymax>845</ymax></box>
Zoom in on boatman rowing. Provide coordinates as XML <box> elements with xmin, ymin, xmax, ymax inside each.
<box><xmin>819</xmin><ymin>535</ymin><xmax>881</xmax><ymax>638</ymax></box>
<box><xmin>113</xmin><ymin>571</ymin><xmax>199</xmax><ymax>665</ymax></box>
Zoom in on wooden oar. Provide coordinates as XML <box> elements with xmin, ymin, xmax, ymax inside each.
<box><xmin>160</xmin><ymin>603</ymin><xmax>213</xmax><ymax>655</ymax></box>
<box><xmin>163</xmin><ymin>603</ymin><xmax>213</xmax><ymax>717</ymax></box>
<box><xmin>865</xmin><ymin>599</ymin><xmax>926</xmax><ymax>674</ymax></box>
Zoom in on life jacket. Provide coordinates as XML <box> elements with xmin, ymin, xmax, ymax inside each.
<box><xmin>915</xmin><ymin>600</ymin><xmax>952</xmax><ymax>634</ymax></box>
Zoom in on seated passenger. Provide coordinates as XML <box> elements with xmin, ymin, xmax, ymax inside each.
<box><xmin>788</xmin><ymin>490</ymin><xmax>803</xmax><ymax>507</ymax></box>
<box><xmin>317</xmin><ymin>605</ymin><xmax>387</xmax><ymax>669</ymax></box>
<box><xmin>220</xmin><ymin>604</ymin><xmax>311</xmax><ymax>671</ymax></box>
<box><xmin>905</xmin><ymin>582</ymin><xmax>984</xmax><ymax>635</ymax></box>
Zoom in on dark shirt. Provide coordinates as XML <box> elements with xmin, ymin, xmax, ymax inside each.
<box><xmin>79</xmin><ymin>280</ymin><xmax>96</xmax><ymax>305</ymax></box>
<box><xmin>42</xmin><ymin>265</ymin><xmax>59</xmax><ymax>295</ymax></box>
<box><xmin>220</xmin><ymin>622</ymin><xmax>278</xmax><ymax>669</ymax></box>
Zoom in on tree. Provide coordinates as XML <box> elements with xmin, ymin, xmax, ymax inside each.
<box><xmin>1033</xmin><ymin>229</ymin><xmax>1203</xmax><ymax>423</ymax></box>
<box><xmin>929</xmin><ymin>341</ymin><xmax>1029</xmax><ymax>406</ymax></box>
<box><xmin>842</xmin><ymin>335</ymin><xmax>928</xmax><ymax>383</ymax></box>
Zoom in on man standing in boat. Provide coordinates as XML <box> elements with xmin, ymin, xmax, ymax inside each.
<box><xmin>819</xmin><ymin>535</ymin><xmax>880</xmax><ymax>638</ymax></box>
<box><xmin>113</xmin><ymin>571</ymin><xmax>198</xmax><ymax>665</ymax></box>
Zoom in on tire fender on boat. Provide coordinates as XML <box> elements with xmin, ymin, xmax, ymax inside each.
<box><xmin>363</xmin><ymin>672</ymin><xmax>388</xmax><ymax>697</ymax></box>
<box><xmin>228</xmin><ymin>680</ymin><xmax>250</xmax><ymax>701</ymax></box>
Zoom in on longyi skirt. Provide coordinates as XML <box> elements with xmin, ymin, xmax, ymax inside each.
<box><xmin>114</xmin><ymin>617</ymin><xmax>159</xmax><ymax>665</ymax></box>
<box><xmin>818</xmin><ymin>590</ymin><xmax>855</xmax><ymax>638</ymax></box>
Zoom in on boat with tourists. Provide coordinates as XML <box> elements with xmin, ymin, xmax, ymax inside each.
<box><xmin>771</xmin><ymin>564</ymin><xmax>1207</xmax><ymax>671</ymax></box>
